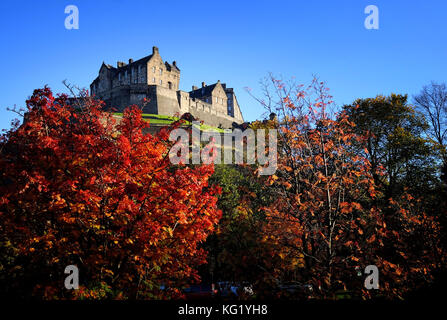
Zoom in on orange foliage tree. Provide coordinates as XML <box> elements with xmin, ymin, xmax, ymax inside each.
<box><xmin>0</xmin><ymin>87</ymin><xmax>221</xmax><ymax>299</ymax></box>
<box><xmin>252</xmin><ymin>76</ymin><xmax>443</xmax><ymax>299</ymax></box>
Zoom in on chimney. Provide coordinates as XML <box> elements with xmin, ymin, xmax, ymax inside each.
<box><xmin>202</xmin><ymin>82</ymin><xmax>206</xmax><ymax>88</ymax></box>
<box><xmin>172</xmin><ymin>61</ymin><xmax>177</xmax><ymax>67</ymax></box>
<box><xmin>192</xmin><ymin>85</ymin><xmax>198</xmax><ymax>91</ymax></box>
<box><xmin>129</xmin><ymin>58</ymin><xmax>134</xmax><ymax>64</ymax></box>
<box><xmin>152</xmin><ymin>46</ymin><xmax>159</xmax><ymax>55</ymax></box>
<box><xmin>117</xmin><ymin>61</ymin><xmax>126</xmax><ymax>68</ymax></box>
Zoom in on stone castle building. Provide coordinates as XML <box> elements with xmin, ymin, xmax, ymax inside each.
<box><xmin>90</xmin><ymin>46</ymin><xmax>244</xmax><ymax>128</ymax></box>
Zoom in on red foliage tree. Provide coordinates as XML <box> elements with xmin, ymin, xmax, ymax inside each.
<box><xmin>0</xmin><ymin>87</ymin><xmax>221</xmax><ymax>299</ymax></box>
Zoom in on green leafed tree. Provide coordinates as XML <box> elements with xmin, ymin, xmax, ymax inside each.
<box><xmin>343</xmin><ymin>94</ymin><xmax>437</xmax><ymax>199</ymax></box>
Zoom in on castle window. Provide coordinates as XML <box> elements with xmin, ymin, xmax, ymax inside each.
<box><xmin>160</xmin><ymin>79</ymin><xmax>162</xmax><ymax>85</ymax></box>
<box><xmin>152</xmin><ymin>77</ymin><xmax>155</xmax><ymax>83</ymax></box>
<box><xmin>118</xmin><ymin>73</ymin><xmax>121</xmax><ymax>82</ymax></box>
<box><xmin>215</xmin><ymin>97</ymin><xmax>218</xmax><ymax>103</ymax></box>
<box><xmin>168</xmin><ymin>82</ymin><xmax>172</xmax><ymax>90</ymax></box>
<box><xmin>159</xmin><ymin>68</ymin><xmax>163</xmax><ymax>75</ymax></box>
<box><xmin>152</xmin><ymin>66</ymin><xmax>155</xmax><ymax>73</ymax></box>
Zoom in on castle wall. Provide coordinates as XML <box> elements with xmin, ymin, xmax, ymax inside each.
<box><xmin>178</xmin><ymin>90</ymin><xmax>237</xmax><ymax>127</ymax></box>
<box><xmin>189</xmin><ymin>106</ymin><xmax>236</xmax><ymax>128</ymax></box>
<box><xmin>232</xmin><ymin>95</ymin><xmax>243</xmax><ymax>122</ymax></box>
<box><xmin>178</xmin><ymin>91</ymin><xmax>192</xmax><ymax>114</ymax></box>
<box><xmin>129</xmin><ymin>83</ymin><xmax>152</xmax><ymax>110</ymax></box>
<box><xmin>151</xmin><ymin>85</ymin><xmax>182</xmax><ymax>116</ymax></box>
<box><xmin>105</xmin><ymin>87</ymin><xmax>131</xmax><ymax>112</ymax></box>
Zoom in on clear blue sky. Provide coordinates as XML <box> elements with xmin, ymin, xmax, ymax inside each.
<box><xmin>1</xmin><ymin>0</ymin><xmax>446</xmax><ymax>131</ymax></box>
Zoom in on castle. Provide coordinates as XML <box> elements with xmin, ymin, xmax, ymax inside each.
<box><xmin>90</xmin><ymin>46</ymin><xmax>244</xmax><ymax>128</ymax></box>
